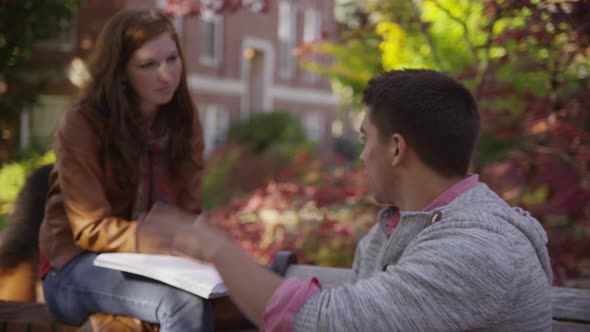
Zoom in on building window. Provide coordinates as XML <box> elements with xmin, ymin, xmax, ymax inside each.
<box><xmin>278</xmin><ymin>0</ymin><xmax>296</xmax><ymax>79</ymax></box>
<box><xmin>156</xmin><ymin>0</ymin><xmax>184</xmax><ymax>39</ymax></box>
<box><xmin>303</xmin><ymin>9</ymin><xmax>321</xmax><ymax>81</ymax></box>
<box><xmin>35</xmin><ymin>17</ymin><xmax>76</xmax><ymax>52</ymax></box>
<box><xmin>303</xmin><ymin>9</ymin><xmax>321</xmax><ymax>45</ymax></box>
<box><xmin>199</xmin><ymin>104</ymin><xmax>230</xmax><ymax>154</ymax></box>
<box><xmin>199</xmin><ymin>14</ymin><xmax>223</xmax><ymax>67</ymax></box>
<box><xmin>304</xmin><ymin>111</ymin><xmax>324</xmax><ymax>143</ymax></box>
<box><xmin>31</xmin><ymin>95</ymin><xmax>73</xmax><ymax>148</ymax></box>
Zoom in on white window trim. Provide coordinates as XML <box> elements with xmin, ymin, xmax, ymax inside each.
<box><xmin>200</xmin><ymin>104</ymin><xmax>230</xmax><ymax>155</ymax></box>
<box><xmin>278</xmin><ymin>0</ymin><xmax>297</xmax><ymax>80</ymax></box>
<box><xmin>240</xmin><ymin>37</ymin><xmax>275</xmax><ymax>119</ymax></box>
<box><xmin>155</xmin><ymin>0</ymin><xmax>184</xmax><ymax>40</ymax></box>
<box><xmin>304</xmin><ymin>111</ymin><xmax>325</xmax><ymax>143</ymax></box>
<box><xmin>303</xmin><ymin>9</ymin><xmax>320</xmax><ymax>43</ymax></box>
<box><xmin>270</xmin><ymin>85</ymin><xmax>340</xmax><ymax>106</ymax></box>
<box><xmin>303</xmin><ymin>8</ymin><xmax>321</xmax><ymax>82</ymax></box>
<box><xmin>188</xmin><ymin>74</ymin><xmax>244</xmax><ymax>95</ymax></box>
<box><xmin>172</xmin><ymin>16</ymin><xmax>184</xmax><ymax>41</ymax></box>
<box><xmin>199</xmin><ymin>15</ymin><xmax>224</xmax><ymax>67</ymax></box>
<box><xmin>28</xmin><ymin>94</ymin><xmax>73</xmax><ymax>148</ymax></box>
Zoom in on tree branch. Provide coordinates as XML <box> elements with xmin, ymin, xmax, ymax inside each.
<box><xmin>430</xmin><ymin>0</ymin><xmax>477</xmax><ymax>62</ymax></box>
<box><xmin>475</xmin><ymin>0</ymin><xmax>510</xmax><ymax>100</ymax></box>
<box><xmin>408</xmin><ymin>0</ymin><xmax>443</xmax><ymax>69</ymax></box>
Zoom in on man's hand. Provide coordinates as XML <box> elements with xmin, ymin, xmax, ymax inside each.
<box><xmin>136</xmin><ymin>202</ymin><xmax>230</xmax><ymax>260</ymax></box>
<box><xmin>135</xmin><ymin>202</ymin><xmax>197</xmax><ymax>255</ymax></box>
<box><xmin>138</xmin><ymin>203</ymin><xmax>285</xmax><ymax>328</ymax></box>
<box><xmin>172</xmin><ymin>213</ymin><xmax>231</xmax><ymax>262</ymax></box>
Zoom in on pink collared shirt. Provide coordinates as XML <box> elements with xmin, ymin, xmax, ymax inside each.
<box><xmin>263</xmin><ymin>175</ymin><xmax>480</xmax><ymax>331</ymax></box>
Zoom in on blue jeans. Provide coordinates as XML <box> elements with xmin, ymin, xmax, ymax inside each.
<box><xmin>43</xmin><ymin>252</ymin><xmax>214</xmax><ymax>332</ymax></box>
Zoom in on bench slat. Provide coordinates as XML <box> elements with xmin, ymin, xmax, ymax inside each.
<box><xmin>0</xmin><ymin>301</ymin><xmax>77</xmax><ymax>332</ymax></box>
<box><xmin>0</xmin><ymin>300</ymin><xmax>255</xmax><ymax>331</ymax></box>
<box><xmin>553</xmin><ymin>287</ymin><xmax>590</xmax><ymax>323</ymax></box>
<box><xmin>3</xmin><ymin>321</ymin><xmax>50</xmax><ymax>332</ymax></box>
<box><xmin>0</xmin><ymin>321</ymin><xmax>78</xmax><ymax>332</ymax></box>
<box><xmin>553</xmin><ymin>321</ymin><xmax>590</xmax><ymax>332</ymax></box>
<box><xmin>0</xmin><ymin>301</ymin><xmax>55</xmax><ymax>323</ymax></box>
<box><xmin>285</xmin><ymin>264</ymin><xmax>353</xmax><ymax>289</ymax></box>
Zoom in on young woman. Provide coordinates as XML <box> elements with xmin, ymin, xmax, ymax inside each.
<box><xmin>38</xmin><ymin>9</ymin><xmax>212</xmax><ymax>331</ymax></box>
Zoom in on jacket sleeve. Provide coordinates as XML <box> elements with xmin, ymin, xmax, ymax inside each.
<box><xmin>292</xmin><ymin>226</ymin><xmax>515</xmax><ymax>332</ymax></box>
<box><xmin>177</xmin><ymin>111</ymin><xmax>205</xmax><ymax>214</ymax></box>
<box><xmin>55</xmin><ymin>110</ymin><xmax>139</xmax><ymax>253</ymax></box>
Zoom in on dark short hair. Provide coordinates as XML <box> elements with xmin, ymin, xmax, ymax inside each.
<box><xmin>362</xmin><ymin>69</ymin><xmax>480</xmax><ymax>177</ymax></box>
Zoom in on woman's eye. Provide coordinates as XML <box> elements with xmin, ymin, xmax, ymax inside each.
<box><xmin>139</xmin><ymin>62</ymin><xmax>155</xmax><ymax>69</ymax></box>
<box><xmin>167</xmin><ymin>55</ymin><xmax>178</xmax><ymax>62</ymax></box>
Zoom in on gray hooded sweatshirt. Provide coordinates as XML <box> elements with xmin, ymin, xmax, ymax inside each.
<box><xmin>293</xmin><ymin>183</ymin><xmax>552</xmax><ymax>331</ymax></box>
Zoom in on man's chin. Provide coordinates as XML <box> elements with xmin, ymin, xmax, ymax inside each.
<box><xmin>369</xmin><ymin>193</ymin><xmax>396</xmax><ymax>207</ymax></box>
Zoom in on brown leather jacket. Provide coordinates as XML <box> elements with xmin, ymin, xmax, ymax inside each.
<box><xmin>39</xmin><ymin>108</ymin><xmax>204</xmax><ymax>270</ymax></box>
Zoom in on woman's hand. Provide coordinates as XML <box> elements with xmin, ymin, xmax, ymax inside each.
<box><xmin>135</xmin><ymin>202</ymin><xmax>198</xmax><ymax>255</ymax></box>
<box><xmin>136</xmin><ymin>202</ymin><xmax>230</xmax><ymax>260</ymax></box>
<box><xmin>172</xmin><ymin>213</ymin><xmax>231</xmax><ymax>262</ymax></box>
<box><xmin>141</xmin><ymin>204</ymin><xmax>285</xmax><ymax>327</ymax></box>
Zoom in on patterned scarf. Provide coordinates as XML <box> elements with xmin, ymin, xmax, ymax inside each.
<box><xmin>131</xmin><ymin>133</ymin><xmax>178</xmax><ymax>220</ymax></box>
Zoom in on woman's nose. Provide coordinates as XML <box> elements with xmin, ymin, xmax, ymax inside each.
<box><xmin>158</xmin><ymin>64</ymin><xmax>172</xmax><ymax>82</ymax></box>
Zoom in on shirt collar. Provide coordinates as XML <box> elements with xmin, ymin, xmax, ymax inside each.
<box><xmin>423</xmin><ymin>174</ymin><xmax>479</xmax><ymax>212</ymax></box>
<box><xmin>380</xmin><ymin>174</ymin><xmax>480</xmax><ymax>235</ymax></box>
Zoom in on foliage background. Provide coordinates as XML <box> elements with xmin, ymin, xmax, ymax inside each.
<box><xmin>0</xmin><ymin>0</ymin><xmax>588</xmax><ymax>287</ymax></box>
<box><xmin>0</xmin><ymin>1</ymin><xmax>81</xmax><ymax>161</ymax></box>
<box><xmin>300</xmin><ymin>0</ymin><xmax>590</xmax><ymax>285</ymax></box>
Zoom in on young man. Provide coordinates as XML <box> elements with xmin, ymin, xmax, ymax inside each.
<box><xmin>144</xmin><ymin>69</ymin><xmax>552</xmax><ymax>331</ymax></box>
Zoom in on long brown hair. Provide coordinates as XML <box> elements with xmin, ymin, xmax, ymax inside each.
<box><xmin>80</xmin><ymin>9</ymin><xmax>199</xmax><ymax>196</ymax></box>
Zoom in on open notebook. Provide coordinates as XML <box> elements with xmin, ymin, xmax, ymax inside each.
<box><xmin>94</xmin><ymin>253</ymin><xmax>227</xmax><ymax>299</ymax></box>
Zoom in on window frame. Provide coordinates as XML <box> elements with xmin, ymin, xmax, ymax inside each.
<box><xmin>199</xmin><ymin>14</ymin><xmax>224</xmax><ymax>67</ymax></box>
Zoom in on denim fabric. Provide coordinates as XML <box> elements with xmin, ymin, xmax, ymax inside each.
<box><xmin>43</xmin><ymin>252</ymin><xmax>213</xmax><ymax>332</ymax></box>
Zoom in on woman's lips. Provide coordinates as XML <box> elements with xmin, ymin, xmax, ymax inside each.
<box><xmin>156</xmin><ymin>85</ymin><xmax>174</xmax><ymax>94</ymax></box>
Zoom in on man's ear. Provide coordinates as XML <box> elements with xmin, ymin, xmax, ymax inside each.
<box><xmin>391</xmin><ymin>133</ymin><xmax>407</xmax><ymax>167</ymax></box>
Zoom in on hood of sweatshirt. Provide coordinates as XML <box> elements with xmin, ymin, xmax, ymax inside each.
<box><xmin>444</xmin><ymin>183</ymin><xmax>553</xmax><ymax>283</ymax></box>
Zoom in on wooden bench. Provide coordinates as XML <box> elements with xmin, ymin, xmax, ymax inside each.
<box><xmin>272</xmin><ymin>251</ymin><xmax>590</xmax><ymax>332</ymax></box>
<box><xmin>0</xmin><ymin>298</ymin><xmax>257</xmax><ymax>332</ymax></box>
<box><xmin>0</xmin><ymin>301</ymin><xmax>78</xmax><ymax>332</ymax></box>
<box><xmin>3</xmin><ymin>252</ymin><xmax>589</xmax><ymax>331</ymax></box>
<box><xmin>0</xmin><ymin>297</ymin><xmax>262</xmax><ymax>332</ymax></box>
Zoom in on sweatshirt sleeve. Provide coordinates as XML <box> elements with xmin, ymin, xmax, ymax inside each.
<box><xmin>293</xmin><ymin>226</ymin><xmax>515</xmax><ymax>331</ymax></box>
<box><xmin>351</xmin><ymin>233</ymin><xmax>367</xmax><ymax>283</ymax></box>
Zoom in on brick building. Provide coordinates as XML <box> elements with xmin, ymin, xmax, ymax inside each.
<box><xmin>26</xmin><ymin>0</ymin><xmax>342</xmax><ymax>154</ymax></box>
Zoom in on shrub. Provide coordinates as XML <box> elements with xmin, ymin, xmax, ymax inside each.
<box><xmin>202</xmin><ymin>145</ymin><xmax>242</xmax><ymax>210</ymax></box>
<box><xmin>227</xmin><ymin>111</ymin><xmax>310</xmax><ymax>155</ymax></box>
<box><xmin>333</xmin><ymin>137</ymin><xmax>363</xmax><ymax>163</ymax></box>
<box><xmin>211</xmin><ymin>153</ymin><xmax>378</xmax><ymax>267</ymax></box>
<box><xmin>0</xmin><ymin>150</ymin><xmax>55</xmax><ymax>229</ymax></box>
<box><xmin>202</xmin><ymin>143</ymin><xmax>301</xmax><ymax>210</ymax></box>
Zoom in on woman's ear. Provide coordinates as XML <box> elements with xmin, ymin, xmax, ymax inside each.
<box><xmin>391</xmin><ymin>133</ymin><xmax>407</xmax><ymax>167</ymax></box>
